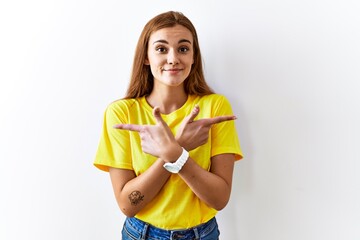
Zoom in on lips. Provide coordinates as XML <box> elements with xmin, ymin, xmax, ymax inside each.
<box><xmin>164</xmin><ymin>68</ymin><xmax>183</xmax><ymax>73</ymax></box>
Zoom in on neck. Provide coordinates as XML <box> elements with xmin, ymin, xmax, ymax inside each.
<box><xmin>146</xmin><ymin>87</ymin><xmax>188</xmax><ymax>114</ymax></box>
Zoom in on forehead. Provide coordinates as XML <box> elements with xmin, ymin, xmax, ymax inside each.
<box><xmin>149</xmin><ymin>25</ymin><xmax>193</xmax><ymax>44</ymax></box>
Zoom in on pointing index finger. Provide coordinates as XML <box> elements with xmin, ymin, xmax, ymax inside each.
<box><xmin>207</xmin><ymin>115</ymin><xmax>237</xmax><ymax>125</ymax></box>
<box><xmin>113</xmin><ymin>123</ymin><xmax>142</xmax><ymax>132</ymax></box>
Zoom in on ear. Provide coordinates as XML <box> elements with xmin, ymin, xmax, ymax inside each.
<box><xmin>144</xmin><ymin>58</ymin><xmax>150</xmax><ymax>65</ymax></box>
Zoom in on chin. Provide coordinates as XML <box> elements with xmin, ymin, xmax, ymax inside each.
<box><xmin>156</xmin><ymin>78</ymin><xmax>186</xmax><ymax>88</ymax></box>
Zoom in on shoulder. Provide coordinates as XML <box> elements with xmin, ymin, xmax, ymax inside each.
<box><xmin>106</xmin><ymin>98</ymin><xmax>140</xmax><ymax>112</ymax></box>
<box><xmin>104</xmin><ymin>98</ymin><xmax>142</xmax><ymax>120</ymax></box>
<box><xmin>196</xmin><ymin>94</ymin><xmax>231</xmax><ymax>106</ymax></box>
<box><xmin>199</xmin><ymin>94</ymin><xmax>234</xmax><ymax>116</ymax></box>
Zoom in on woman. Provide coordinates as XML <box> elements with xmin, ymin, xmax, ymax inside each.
<box><xmin>94</xmin><ymin>11</ymin><xmax>243</xmax><ymax>240</ymax></box>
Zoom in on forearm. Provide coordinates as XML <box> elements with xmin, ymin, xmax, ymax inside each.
<box><xmin>178</xmin><ymin>156</ymin><xmax>234</xmax><ymax>210</ymax></box>
<box><xmin>112</xmin><ymin>159</ymin><xmax>171</xmax><ymax>217</ymax></box>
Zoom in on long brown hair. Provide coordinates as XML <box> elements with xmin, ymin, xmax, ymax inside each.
<box><xmin>124</xmin><ymin>11</ymin><xmax>214</xmax><ymax>99</ymax></box>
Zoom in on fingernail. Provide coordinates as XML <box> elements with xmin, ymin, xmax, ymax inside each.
<box><xmin>154</xmin><ymin>107</ymin><xmax>161</xmax><ymax>116</ymax></box>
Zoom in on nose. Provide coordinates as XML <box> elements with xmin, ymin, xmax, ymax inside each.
<box><xmin>167</xmin><ymin>49</ymin><xmax>179</xmax><ymax>65</ymax></box>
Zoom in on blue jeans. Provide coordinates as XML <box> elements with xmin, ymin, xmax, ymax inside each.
<box><xmin>122</xmin><ymin>217</ymin><xmax>220</xmax><ymax>240</ymax></box>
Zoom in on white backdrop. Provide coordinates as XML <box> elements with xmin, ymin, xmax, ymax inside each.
<box><xmin>1</xmin><ymin>0</ymin><xmax>359</xmax><ymax>239</ymax></box>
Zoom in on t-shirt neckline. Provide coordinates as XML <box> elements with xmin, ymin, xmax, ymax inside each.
<box><xmin>140</xmin><ymin>95</ymin><xmax>195</xmax><ymax>118</ymax></box>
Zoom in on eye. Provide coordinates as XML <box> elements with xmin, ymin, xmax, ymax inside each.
<box><xmin>179</xmin><ymin>46</ymin><xmax>190</xmax><ymax>53</ymax></box>
<box><xmin>155</xmin><ymin>46</ymin><xmax>167</xmax><ymax>53</ymax></box>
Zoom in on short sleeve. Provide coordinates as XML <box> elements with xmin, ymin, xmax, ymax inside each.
<box><xmin>210</xmin><ymin>95</ymin><xmax>243</xmax><ymax>160</ymax></box>
<box><xmin>93</xmin><ymin>102</ymin><xmax>133</xmax><ymax>172</ymax></box>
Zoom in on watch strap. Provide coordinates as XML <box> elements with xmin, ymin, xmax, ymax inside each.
<box><xmin>163</xmin><ymin>148</ymin><xmax>189</xmax><ymax>173</ymax></box>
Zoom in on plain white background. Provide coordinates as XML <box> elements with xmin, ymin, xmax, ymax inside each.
<box><xmin>1</xmin><ymin>0</ymin><xmax>359</xmax><ymax>239</ymax></box>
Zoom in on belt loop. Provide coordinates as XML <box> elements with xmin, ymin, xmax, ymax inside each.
<box><xmin>140</xmin><ymin>222</ymin><xmax>149</xmax><ymax>240</ymax></box>
<box><xmin>193</xmin><ymin>227</ymin><xmax>200</xmax><ymax>240</ymax></box>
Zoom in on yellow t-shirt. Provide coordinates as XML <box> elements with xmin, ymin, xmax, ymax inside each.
<box><xmin>94</xmin><ymin>94</ymin><xmax>243</xmax><ymax>229</ymax></box>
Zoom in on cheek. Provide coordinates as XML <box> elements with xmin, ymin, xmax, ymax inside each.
<box><xmin>184</xmin><ymin>54</ymin><xmax>194</xmax><ymax>65</ymax></box>
<box><xmin>186</xmin><ymin>58</ymin><xmax>194</xmax><ymax>68</ymax></box>
<box><xmin>149</xmin><ymin>65</ymin><xmax>162</xmax><ymax>77</ymax></box>
<box><xmin>148</xmin><ymin>57</ymin><xmax>164</xmax><ymax>67</ymax></box>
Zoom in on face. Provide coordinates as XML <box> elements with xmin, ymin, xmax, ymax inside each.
<box><xmin>145</xmin><ymin>25</ymin><xmax>194</xmax><ymax>89</ymax></box>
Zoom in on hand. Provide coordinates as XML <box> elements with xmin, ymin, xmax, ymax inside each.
<box><xmin>175</xmin><ymin>105</ymin><xmax>237</xmax><ymax>151</ymax></box>
<box><xmin>113</xmin><ymin>107</ymin><xmax>182</xmax><ymax>162</ymax></box>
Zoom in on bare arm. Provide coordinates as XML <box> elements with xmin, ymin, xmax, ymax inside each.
<box><xmin>178</xmin><ymin>153</ymin><xmax>235</xmax><ymax>210</ymax></box>
<box><xmin>176</xmin><ymin>106</ymin><xmax>236</xmax><ymax>210</ymax></box>
<box><xmin>110</xmin><ymin>154</ymin><xmax>235</xmax><ymax>214</ymax></box>
<box><xmin>109</xmin><ymin>107</ymin><xmax>180</xmax><ymax>217</ymax></box>
<box><xmin>174</xmin><ymin>105</ymin><xmax>236</xmax><ymax>209</ymax></box>
<box><xmin>109</xmin><ymin>158</ymin><xmax>171</xmax><ymax>217</ymax></box>
<box><xmin>112</xmin><ymin>106</ymin><xmax>237</xmax><ymax>214</ymax></box>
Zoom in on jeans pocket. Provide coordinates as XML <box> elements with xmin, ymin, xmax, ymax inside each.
<box><xmin>199</xmin><ymin>219</ymin><xmax>220</xmax><ymax>240</ymax></box>
<box><xmin>122</xmin><ymin>220</ymin><xmax>141</xmax><ymax>240</ymax></box>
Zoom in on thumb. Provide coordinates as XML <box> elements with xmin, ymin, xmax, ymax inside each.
<box><xmin>186</xmin><ymin>104</ymin><xmax>200</xmax><ymax>123</ymax></box>
<box><xmin>152</xmin><ymin>106</ymin><xmax>166</xmax><ymax>125</ymax></box>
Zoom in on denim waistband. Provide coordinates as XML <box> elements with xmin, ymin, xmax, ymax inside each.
<box><xmin>123</xmin><ymin>216</ymin><xmax>218</xmax><ymax>240</ymax></box>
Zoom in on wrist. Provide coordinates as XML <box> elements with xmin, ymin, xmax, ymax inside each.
<box><xmin>163</xmin><ymin>147</ymin><xmax>189</xmax><ymax>173</ymax></box>
<box><xmin>163</xmin><ymin>144</ymin><xmax>183</xmax><ymax>163</ymax></box>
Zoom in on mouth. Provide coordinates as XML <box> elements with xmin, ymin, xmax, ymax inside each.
<box><xmin>164</xmin><ymin>68</ymin><xmax>183</xmax><ymax>73</ymax></box>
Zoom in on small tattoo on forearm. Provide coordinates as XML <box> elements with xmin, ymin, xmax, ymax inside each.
<box><xmin>128</xmin><ymin>191</ymin><xmax>144</xmax><ymax>206</ymax></box>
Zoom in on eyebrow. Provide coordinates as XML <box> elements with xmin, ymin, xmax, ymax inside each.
<box><xmin>152</xmin><ymin>39</ymin><xmax>192</xmax><ymax>45</ymax></box>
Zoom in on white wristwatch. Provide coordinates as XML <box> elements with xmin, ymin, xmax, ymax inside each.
<box><xmin>163</xmin><ymin>148</ymin><xmax>189</xmax><ymax>173</ymax></box>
